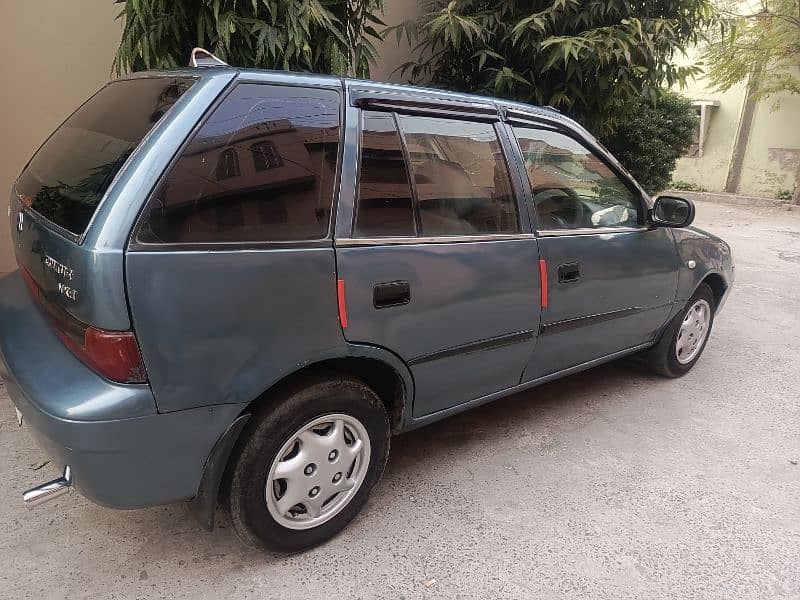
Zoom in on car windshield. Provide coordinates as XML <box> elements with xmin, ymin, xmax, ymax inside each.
<box><xmin>15</xmin><ymin>77</ymin><xmax>195</xmax><ymax>236</ymax></box>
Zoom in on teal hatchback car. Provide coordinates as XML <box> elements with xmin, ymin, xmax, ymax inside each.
<box><xmin>1</xmin><ymin>49</ymin><xmax>733</xmax><ymax>552</ymax></box>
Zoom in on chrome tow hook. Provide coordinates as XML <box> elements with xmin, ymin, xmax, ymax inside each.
<box><xmin>22</xmin><ymin>466</ymin><xmax>72</xmax><ymax>508</ymax></box>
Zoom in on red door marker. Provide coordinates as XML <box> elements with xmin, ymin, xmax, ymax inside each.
<box><xmin>538</xmin><ymin>259</ymin><xmax>548</xmax><ymax>308</ymax></box>
<box><xmin>337</xmin><ymin>279</ymin><xmax>348</xmax><ymax>328</ymax></box>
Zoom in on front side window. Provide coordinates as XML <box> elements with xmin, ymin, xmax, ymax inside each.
<box><xmin>513</xmin><ymin>127</ymin><xmax>641</xmax><ymax>231</ymax></box>
<box><xmin>137</xmin><ymin>84</ymin><xmax>341</xmax><ymax>244</ymax></box>
<box><xmin>399</xmin><ymin>116</ymin><xmax>518</xmax><ymax>236</ymax></box>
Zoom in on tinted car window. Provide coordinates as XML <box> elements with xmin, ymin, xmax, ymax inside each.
<box><xmin>137</xmin><ymin>84</ymin><xmax>341</xmax><ymax>244</ymax></box>
<box><xmin>397</xmin><ymin>116</ymin><xmax>518</xmax><ymax>236</ymax></box>
<box><xmin>354</xmin><ymin>111</ymin><xmax>415</xmax><ymax>237</ymax></box>
<box><xmin>16</xmin><ymin>77</ymin><xmax>194</xmax><ymax>236</ymax></box>
<box><xmin>513</xmin><ymin>127</ymin><xmax>641</xmax><ymax>230</ymax></box>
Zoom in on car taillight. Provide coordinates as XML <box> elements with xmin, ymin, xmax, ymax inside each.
<box><xmin>19</xmin><ymin>266</ymin><xmax>147</xmax><ymax>384</ymax></box>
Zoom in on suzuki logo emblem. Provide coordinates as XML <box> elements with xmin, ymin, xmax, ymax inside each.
<box><xmin>16</xmin><ymin>211</ymin><xmax>24</xmax><ymax>232</ymax></box>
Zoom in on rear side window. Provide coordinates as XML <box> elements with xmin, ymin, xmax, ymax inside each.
<box><xmin>354</xmin><ymin>113</ymin><xmax>518</xmax><ymax>237</ymax></box>
<box><xmin>355</xmin><ymin>111</ymin><xmax>415</xmax><ymax>237</ymax></box>
<box><xmin>398</xmin><ymin>116</ymin><xmax>518</xmax><ymax>236</ymax></box>
<box><xmin>137</xmin><ymin>84</ymin><xmax>341</xmax><ymax>244</ymax></box>
<box><xmin>16</xmin><ymin>77</ymin><xmax>194</xmax><ymax>236</ymax></box>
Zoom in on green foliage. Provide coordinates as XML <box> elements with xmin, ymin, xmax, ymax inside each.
<box><xmin>603</xmin><ymin>93</ymin><xmax>698</xmax><ymax>194</ymax></box>
<box><xmin>113</xmin><ymin>0</ymin><xmax>385</xmax><ymax>77</ymax></box>
<box><xmin>388</xmin><ymin>0</ymin><xmax>717</xmax><ymax>137</ymax></box>
<box><xmin>776</xmin><ymin>188</ymin><xmax>794</xmax><ymax>200</ymax></box>
<box><xmin>670</xmin><ymin>179</ymin><xmax>708</xmax><ymax>192</ymax></box>
<box><xmin>703</xmin><ymin>0</ymin><xmax>800</xmax><ymax>103</ymax></box>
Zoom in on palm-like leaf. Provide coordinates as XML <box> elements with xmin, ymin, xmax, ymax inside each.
<box><xmin>114</xmin><ymin>0</ymin><xmax>384</xmax><ymax>77</ymax></box>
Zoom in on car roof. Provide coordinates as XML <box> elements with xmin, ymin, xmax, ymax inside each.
<box><xmin>116</xmin><ymin>65</ymin><xmax>644</xmax><ymax>198</ymax></box>
<box><xmin>121</xmin><ymin>66</ymin><xmax>587</xmax><ymax>133</ymax></box>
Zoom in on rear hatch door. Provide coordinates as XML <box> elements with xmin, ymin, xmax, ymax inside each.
<box><xmin>10</xmin><ymin>76</ymin><xmax>204</xmax><ymax>331</ymax></box>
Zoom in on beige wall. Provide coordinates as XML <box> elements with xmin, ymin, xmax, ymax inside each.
<box><xmin>0</xmin><ymin>0</ymin><xmax>122</xmax><ymax>275</ymax></box>
<box><xmin>739</xmin><ymin>82</ymin><xmax>800</xmax><ymax>196</ymax></box>
<box><xmin>0</xmin><ymin>2</ymin><xmax>419</xmax><ymax>276</ymax></box>
<box><xmin>371</xmin><ymin>2</ymin><xmax>419</xmax><ymax>82</ymax></box>
<box><xmin>672</xmin><ymin>53</ymin><xmax>800</xmax><ymax>198</ymax></box>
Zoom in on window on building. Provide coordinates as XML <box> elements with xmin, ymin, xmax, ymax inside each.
<box><xmin>251</xmin><ymin>141</ymin><xmax>283</xmax><ymax>171</ymax></box>
<box><xmin>685</xmin><ymin>106</ymin><xmax>703</xmax><ymax>158</ymax></box>
<box><xmin>684</xmin><ymin>100</ymin><xmax>720</xmax><ymax>159</ymax></box>
<box><xmin>215</xmin><ymin>148</ymin><xmax>240</xmax><ymax>180</ymax></box>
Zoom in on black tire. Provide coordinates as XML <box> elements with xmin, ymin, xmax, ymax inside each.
<box><xmin>227</xmin><ymin>374</ymin><xmax>390</xmax><ymax>553</ymax></box>
<box><xmin>645</xmin><ymin>282</ymin><xmax>716</xmax><ymax>378</ymax></box>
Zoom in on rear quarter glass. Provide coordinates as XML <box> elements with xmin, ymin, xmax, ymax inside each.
<box><xmin>134</xmin><ymin>83</ymin><xmax>341</xmax><ymax>244</ymax></box>
<box><xmin>15</xmin><ymin>77</ymin><xmax>196</xmax><ymax>237</ymax></box>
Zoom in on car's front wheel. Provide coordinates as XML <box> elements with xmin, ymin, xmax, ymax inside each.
<box><xmin>645</xmin><ymin>282</ymin><xmax>716</xmax><ymax>378</ymax></box>
<box><xmin>227</xmin><ymin>374</ymin><xmax>390</xmax><ymax>552</ymax></box>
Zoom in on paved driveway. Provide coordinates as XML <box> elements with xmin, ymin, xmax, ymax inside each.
<box><xmin>1</xmin><ymin>201</ymin><xmax>798</xmax><ymax>599</ymax></box>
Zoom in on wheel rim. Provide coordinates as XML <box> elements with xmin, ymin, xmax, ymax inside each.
<box><xmin>265</xmin><ymin>413</ymin><xmax>371</xmax><ymax>530</ymax></box>
<box><xmin>675</xmin><ymin>299</ymin><xmax>711</xmax><ymax>365</ymax></box>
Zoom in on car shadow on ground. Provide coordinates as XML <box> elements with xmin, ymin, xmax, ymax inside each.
<box><xmin>384</xmin><ymin>358</ymin><xmax>654</xmax><ymax>481</ymax></box>
<box><xmin>63</xmin><ymin>357</ymin><xmax>659</xmax><ymax>563</ymax></box>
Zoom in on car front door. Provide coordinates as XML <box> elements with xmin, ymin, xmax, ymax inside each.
<box><xmin>335</xmin><ymin>102</ymin><xmax>542</xmax><ymax>418</ymax></box>
<box><xmin>509</xmin><ymin>123</ymin><xmax>680</xmax><ymax>381</ymax></box>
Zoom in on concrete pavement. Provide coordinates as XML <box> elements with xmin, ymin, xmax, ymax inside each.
<box><xmin>1</xmin><ymin>201</ymin><xmax>799</xmax><ymax>599</ymax></box>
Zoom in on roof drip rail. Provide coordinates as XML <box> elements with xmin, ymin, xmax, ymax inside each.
<box><xmin>189</xmin><ymin>48</ymin><xmax>229</xmax><ymax>68</ymax></box>
<box><xmin>351</xmin><ymin>93</ymin><xmax>499</xmax><ymax>121</ymax></box>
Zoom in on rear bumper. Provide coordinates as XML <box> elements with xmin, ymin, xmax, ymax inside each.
<box><xmin>0</xmin><ymin>271</ymin><xmax>241</xmax><ymax>508</ymax></box>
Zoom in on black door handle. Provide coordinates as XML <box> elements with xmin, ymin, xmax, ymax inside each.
<box><xmin>558</xmin><ymin>262</ymin><xmax>581</xmax><ymax>283</ymax></box>
<box><xmin>373</xmin><ymin>281</ymin><xmax>411</xmax><ymax>308</ymax></box>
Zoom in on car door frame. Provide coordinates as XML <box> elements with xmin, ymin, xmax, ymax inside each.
<box><xmin>334</xmin><ymin>83</ymin><xmax>545</xmax><ymax>420</ymax></box>
<box><xmin>498</xmin><ymin>104</ymin><xmax>680</xmax><ymax>379</ymax></box>
<box><xmin>335</xmin><ymin>87</ymin><xmax>538</xmax><ymax>240</ymax></box>
<box><xmin>498</xmin><ymin>104</ymin><xmax>654</xmax><ymax>232</ymax></box>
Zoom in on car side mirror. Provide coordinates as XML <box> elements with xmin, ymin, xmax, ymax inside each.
<box><xmin>650</xmin><ymin>195</ymin><xmax>695</xmax><ymax>228</ymax></box>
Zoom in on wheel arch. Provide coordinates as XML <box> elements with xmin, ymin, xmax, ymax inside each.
<box><xmin>189</xmin><ymin>345</ymin><xmax>414</xmax><ymax>531</ymax></box>
<box><xmin>698</xmin><ymin>271</ymin><xmax>728</xmax><ymax>312</ymax></box>
<box><xmin>241</xmin><ymin>351</ymin><xmax>412</xmax><ymax>434</ymax></box>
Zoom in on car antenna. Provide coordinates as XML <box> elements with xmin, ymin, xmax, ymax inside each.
<box><xmin>189</xmin><ymin>48</ymin><xmax>229</xmax><ymax>68</ymax></box>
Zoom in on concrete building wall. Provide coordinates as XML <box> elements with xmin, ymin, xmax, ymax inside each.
<box><xmin>671</xmin><ymin>77</ymin><xmax>747</xmax><ymax>193</ymax></box>
<box><xmin>0</xmin><ymin>0</ymin><xmax>122</xmax><ymax>275</ymax></box>
<box><xmin>740</xmin><ymin>82</ymin><xmax>800</xmax><ymax>196</ymax></box>
<box><xmin>371</xmin><ymin>2</ymin><xmax>419</xmax><ymax>82</ymax></box>
<box><xmin>672</xmin><ymin>52</ymin><xmax>800</xmax><ymax>198</ymax></box>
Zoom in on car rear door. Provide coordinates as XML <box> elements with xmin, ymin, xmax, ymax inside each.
<box><xmin>334</xmin><ymin>91</ymin><xmax>542</xmax><ymax>418</ymax></box>
<box><xmin>125</xmin><ymin>80</ymin><xmax>348</xmax><ymax>412</ymax></box>
<box><xmin>508</xmin><ymin>120</ymin><xmax>680</xmax><ymax>381</ymax></box>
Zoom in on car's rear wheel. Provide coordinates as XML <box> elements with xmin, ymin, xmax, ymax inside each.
<box><xmin>645</xmin><ymin>282</ymin><xmax>716</xmax><ymax>378</ymax></box>
<box><xmin>227</xmin><ymin>374</ymin><xmax>390</xmax><ymax>552</ymax></box>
